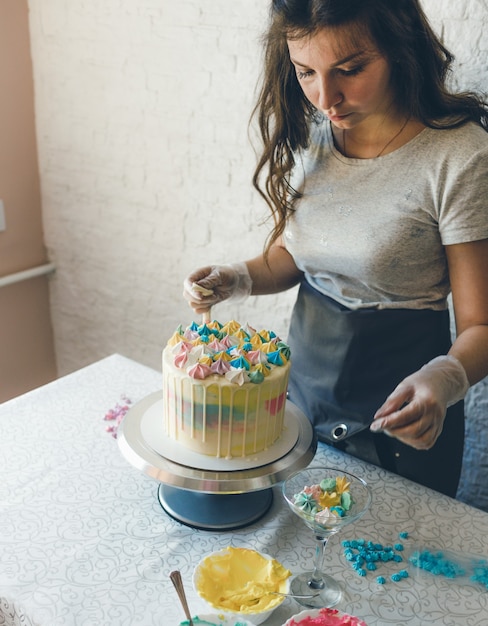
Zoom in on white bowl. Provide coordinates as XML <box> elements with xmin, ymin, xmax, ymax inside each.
<box><xmin>178</xmin><ymin>615</ymin><xmax>255</xmax><ymax>626</ymax></box>
<box><xmin>193</xmin><ymin>547</ymin><xmax>291</xmax><ymax>626</ymax></box>
<box><xmin>283</xmin><ymin>608</ymin><xmax>368</xmax><ymax>626</ymax></box>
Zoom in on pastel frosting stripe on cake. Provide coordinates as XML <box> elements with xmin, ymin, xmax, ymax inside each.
<box><xmin>162</xmin><ymin>320</ymin><xmax>291</xmax><ymax>458</ymax></box>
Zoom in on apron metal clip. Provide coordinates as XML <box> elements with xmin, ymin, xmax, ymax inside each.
<box><xmin>331</xmin><ymin>423</ymin><xmax>348</xmax><ymax>441</ymax></box>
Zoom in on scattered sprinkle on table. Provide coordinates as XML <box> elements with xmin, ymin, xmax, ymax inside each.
<box><xmin>344</xmin><ymin>531</ymin><xmax>488</xmax><ymax>592</ymax></box>
<box><xmin>103</xmin><ymin>395</ymin><xmax>132</xmax><ymax>438</ymax></box>
<box><xmin>342</xmin><ymin>533</ymin><xmax>409</xmax><ymax>585</ymax></box>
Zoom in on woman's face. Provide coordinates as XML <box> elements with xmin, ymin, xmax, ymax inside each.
<box><xmin>287</xmin><ymin>27</ymin><xmax>396</xmax><ymax>130</ymax></box>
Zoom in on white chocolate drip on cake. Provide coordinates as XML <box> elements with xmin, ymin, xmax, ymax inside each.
<box><xmin>163</xmin><ymin>366</ymin><xmax>288</xmax><ymax>458</ymax></box>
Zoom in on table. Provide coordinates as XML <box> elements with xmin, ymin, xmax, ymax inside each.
<box><xmin>1</xmin><ymin>354</ymin><xmax>487</xmax><ymax>626</ymax></box>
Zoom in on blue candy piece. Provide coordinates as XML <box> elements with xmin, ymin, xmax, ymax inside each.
<box><xmin>471</xmin><ymin>560</ymin><xmax>488</xmax><ymax>589</ymax></box>
<box><xmin>409</xmin><ymin>550</ymin><xmax>465</xmax><ymax>579</ymax></box>
<box><xmin>330</xmin><ymin>506</ymin><xmax>345</xmax><ymax>517</ymax></box>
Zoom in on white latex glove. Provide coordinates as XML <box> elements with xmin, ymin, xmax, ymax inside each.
<box><xmin>370</xmin><ymin>355</ymin><xmax>469</xmax><ymax>450</ymax></box>
<box><xmin>183</xmin><ymin>263</ymin><xmax>253</xmax><ymax>314</ymax></box>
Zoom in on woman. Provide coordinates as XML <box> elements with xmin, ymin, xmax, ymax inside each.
<box><xmin>183</xmin><ymin>0</ymin><xmax>488</xmax><ymax>497</ymax></box>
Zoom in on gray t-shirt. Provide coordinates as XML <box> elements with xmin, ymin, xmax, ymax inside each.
<box><xmin>284</xmin><ymin>119</ymin><xmax>488</xmax><ymax>310</ymax></box>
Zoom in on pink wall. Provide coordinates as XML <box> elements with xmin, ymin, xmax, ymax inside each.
<box><xmin>0</xmin><ymin>0</ymin><xmax>57</xmax><ymax>401</ymax></box>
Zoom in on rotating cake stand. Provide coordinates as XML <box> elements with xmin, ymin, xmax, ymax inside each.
<box><xmin>118</xmin><ymin>391</ymin><xmax>317</xmax><ymax>530</ymax></box>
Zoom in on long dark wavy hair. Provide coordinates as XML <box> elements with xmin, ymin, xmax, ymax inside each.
<box><xmin>252</xmin><ymin>0</ymin><xmax>488</xmax><ymax>255</ymax></box>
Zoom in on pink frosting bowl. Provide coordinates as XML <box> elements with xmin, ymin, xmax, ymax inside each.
<box><xmin>283</xmin><ymin>608</ymin><xmax>368</xmax><ymax>626</ymax></box>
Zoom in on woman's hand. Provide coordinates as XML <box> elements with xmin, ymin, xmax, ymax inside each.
<box><xmin>183</xmin><ymin>263</ymin><xmax>252</xmax><ymax>314</ymax></box>
<box><xmin>370</xmin><ymin>355</ymin><xmax>469</xmax><ymax>449</ymax></box>
<box><xmin>183</xmin><ymin>240</ymin><xmax>303</xmax><ymax>313</ymax></box>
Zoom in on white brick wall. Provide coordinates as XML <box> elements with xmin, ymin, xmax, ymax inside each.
<box><xmin>27</xmin><ymin>0</ymin><xmax>487</xmax><ymax>376</ymax></box>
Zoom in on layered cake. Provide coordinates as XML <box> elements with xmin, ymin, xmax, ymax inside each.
<box><xmin>162</xmin><ymin>320</ymin><xmax>291</xmax><ymax>458</ymax></box>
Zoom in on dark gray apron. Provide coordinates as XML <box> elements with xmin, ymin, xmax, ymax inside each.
<box><xmin>287</xmin><ymin>279</ymin><xmax>464</xmax><ymax>497</ymax></box>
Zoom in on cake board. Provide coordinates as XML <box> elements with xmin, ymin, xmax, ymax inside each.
<box><xmin>118</xmin><ymin>391</ymin><xmax>317</xmax><ymax>530</ymax></box>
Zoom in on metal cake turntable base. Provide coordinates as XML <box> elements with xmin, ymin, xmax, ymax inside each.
<box><xmin>118</xmin><ymin>391</ymin><xmax>316</xmax><ymax>530</ymax></box>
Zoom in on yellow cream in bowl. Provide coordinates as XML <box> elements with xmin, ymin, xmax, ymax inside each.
<box><xmin>195</xmin><ymin>547</ymin><xmax>291</xmax><ymax>613</ymax></box>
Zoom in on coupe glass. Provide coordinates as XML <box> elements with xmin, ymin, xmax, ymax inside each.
<box><xmin>282</xmin><ymin>466</ymin><xmax>372</xmax><ymax>608</ymax></box>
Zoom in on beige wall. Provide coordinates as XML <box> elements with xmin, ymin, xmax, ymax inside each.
<box><xmin>0</xmin><ymin>0</ymin><xmax>57</xmax><ymax>401</ymax></box>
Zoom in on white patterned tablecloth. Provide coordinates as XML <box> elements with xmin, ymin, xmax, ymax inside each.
<box><xmin>1</xmin><ymin>354</ymin><xmax>487</xmax><ymax>626</ymax></box>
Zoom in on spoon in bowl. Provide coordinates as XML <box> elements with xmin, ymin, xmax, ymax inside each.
<box><xmin>269</xmin><ymin>591</ymin><xmax>321</xmax><ymax>599</ymax></box>
<box><xmin>170</xmin><ymin>570</ymin><xmax>193</xmax><ymax>626</ymax></box>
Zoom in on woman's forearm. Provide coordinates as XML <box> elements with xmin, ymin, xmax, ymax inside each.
<box><xmin>449</xmin><ymin>325</ymin><xmax>488</xmax><ymax>386</ymax></box>
<box><xmin>245</xmin><ymin>242</ymin><xmax>303</xmax><ymax>295</ymax></box>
